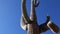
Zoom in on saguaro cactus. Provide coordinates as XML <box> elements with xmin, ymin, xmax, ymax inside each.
<box><xmin>20</xmin><ymin>0</ymin><xmax>60</xmax><ymax>34</ymax></box>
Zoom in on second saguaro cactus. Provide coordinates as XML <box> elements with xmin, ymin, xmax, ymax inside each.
<box><xmin>20</xmin><ymin>0</ymin><xmax>60</xmax><ymax>34</ymax></box>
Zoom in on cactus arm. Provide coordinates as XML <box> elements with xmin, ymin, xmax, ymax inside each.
<box><xmin>30</xmin><ymin>0</ymin><xmax>40</xmax><ymax>21</ymax></box>
<box><xmin>30</xmin><ymin>0</ymin><xmax>36</xmax><ymax>21</ymax></box>
<box><xmin>20</xmin><ymin>16</ymin><xmax>27</xmax><ymax>30</ymax></box>
<box><xmin>21</xmin><ymin>0</ymin><xmax>31</xmax><ymax>23</ymax></box>
<box><xmin>47</xmin><ymin>21</ymin><xmax>59</xmax><ymax>34</ymax></box>
<box><xmin>39</xmin><ymin>15</ymin><xmax>50</xmax><ymax>33</ymax></box>
<box><xmin>34</xmin><ymin>0</ymin><xmax>40</xmax><ymax>7</ymax></box>
<box><xmin>39</xmin><ymin>23</ymin><xmax>49</xmax><ymax>33</ymax></box>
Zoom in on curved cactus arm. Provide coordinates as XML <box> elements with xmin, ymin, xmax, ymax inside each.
<box><xmin>34</xmin><ymin>0</ymin><xmax>40</xmax><ymax>7</ymax></box>
<box><xmin>21</xmin><ymin>0</ymin><xmax>31</xmax><ymax>23</ymax></box>
<box><xmin>39</xmin><ymin>23</ymin><xmax>49</xmax><ymax>33</ymax></box>
<box><xmin>47</xmin><ymin>21</ymin><xmax>59</xmax><ymax>34</ymax></box>
<box><xmin>20</xmin><ymin>16</ymin><xmax>27</xmax><ymax>30</ymax></box>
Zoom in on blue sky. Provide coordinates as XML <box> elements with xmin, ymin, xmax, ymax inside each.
<box><xmin>0</xmin><ymin>0</ymin><xmax>60</xmax><ymax>34</ymax></box>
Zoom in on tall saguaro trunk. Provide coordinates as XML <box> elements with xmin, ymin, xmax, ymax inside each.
<box><xmin>20</xmin><ymin>0</ymin><xmax>60</xmax><ymax>34</ymax></box>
